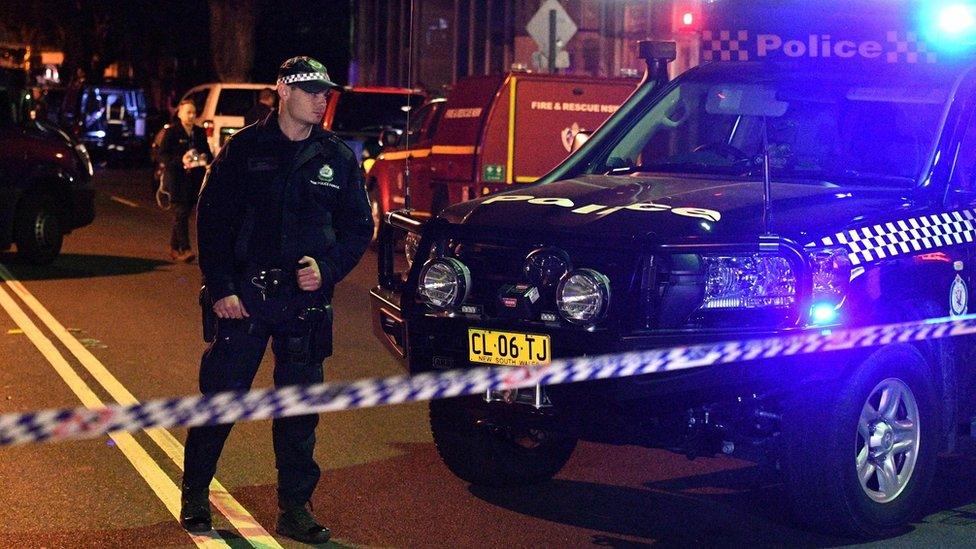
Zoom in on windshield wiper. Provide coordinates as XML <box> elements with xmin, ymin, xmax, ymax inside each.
<box><xmin>840</xmin><ymin>169</ymin><xmax>915</xmax><ymax>185</ymax></box>
<box><xmin>607</xmin><ymin>162</ymin><xmax>749</xmax><ymax>176</ymax></box>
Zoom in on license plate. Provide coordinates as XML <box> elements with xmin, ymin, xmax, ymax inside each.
<box><xmin>468</xmin><ymin>328</ymin><xmax>551</xmax><ymax>366</ymax></box>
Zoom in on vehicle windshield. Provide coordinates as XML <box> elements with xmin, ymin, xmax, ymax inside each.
<box><xmin>588</xmin><ymin>66</ymin><xmax>952</xmax><ymax>187</ymax></box>
<box><xmin>330</xmin><ymin>91</ymin><xmax>425</xmax><ymax>134</ymax></box>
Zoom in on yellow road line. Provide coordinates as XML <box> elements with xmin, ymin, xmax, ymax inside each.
<box><xmin>0</xmin><ymin>283</ymin><xmax>229</xmax><ymax>548</ymax></box>
<box><xmin>110</xmin><ymin>196</ymin><xmax>140</xmax><ymax>208</ymax></box>
<box><xmin>0</xmin><ymin>265</ymin><xmax>282</xmax><ymax>548</ymax></box>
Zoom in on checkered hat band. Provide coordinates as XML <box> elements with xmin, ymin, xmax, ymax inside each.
<box><xmin>278</xmin><ymin>72</ymin><xmax>329</xmax><ymax>85</ymax></box>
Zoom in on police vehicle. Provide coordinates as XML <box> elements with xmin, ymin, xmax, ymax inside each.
<box><xmin>371</xmin><ymin>1</ymin><xmax>976</xmax><ymax>537</ymax></box>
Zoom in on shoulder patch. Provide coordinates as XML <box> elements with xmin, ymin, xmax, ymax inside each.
<box><xmin>323</xmin><ymin>133</ymin><xmax>356</xmax><ymax>159</ymax></box>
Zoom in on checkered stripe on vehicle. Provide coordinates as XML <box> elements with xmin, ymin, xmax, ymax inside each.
<box><xmin>702</xmin><ymin>30</ymin><xmax>750</xmax><ymax>62</ymax></box>
<box><xmin>815</xmin><ymin>210</ymin><xmax>976</xmax><ymax>266</ymax></box>
<box><xmin>885</xmin><ymin>31</ymin><xmax>938</xmax><ymax>64</ymax></box>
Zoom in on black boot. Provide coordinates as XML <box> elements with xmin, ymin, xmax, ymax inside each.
<box><xmin>276</xmin><ymin>503</ymin><xmax>331</xmax><ymax>544</ymax></box>
<box><xmin>180</xmin><ymin>491</ymin><xmax>212</xmax><ymax>533</ymax></box>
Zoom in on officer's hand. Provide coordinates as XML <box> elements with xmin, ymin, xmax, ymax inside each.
<box><xmin>297</xmin><ymin>256</ymin><xmax>322</xmax><ymax>292</ymax></box>
<box><xmin>213</xmin><ymin>295</ymin><xmax>249</xmax><ymax>319</ymax></box>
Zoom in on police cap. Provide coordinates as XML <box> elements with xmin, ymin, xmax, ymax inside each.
<box><xmin>277</xmin><ymin>56</ymin><xmax>340</xmax><ymax>93</ymax></box>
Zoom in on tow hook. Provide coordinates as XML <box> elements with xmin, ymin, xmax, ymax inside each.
<box><xmin>683</xmin><ymin>407</ymin><xmax>729</xmax><ymax>460</ymax></box>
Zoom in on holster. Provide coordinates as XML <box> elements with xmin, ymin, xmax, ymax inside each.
<box><xmin>199</xmin><ymin>285</ymin><xmax>217</xmax><ymax>343</ymax></box>
<box><xmin>278</xmin><ymin>305</ymin><xmax>333</xmax><ymax>364</ymax></box>
<box><xmin>298</xmin><ymin>304</ymin><xmax>334</xmax><ymax>362</ymax></box>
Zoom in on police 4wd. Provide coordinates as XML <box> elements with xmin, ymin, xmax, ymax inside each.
<box><xmin>371</xmin><ymin>1</ymin><xmax>976</xmax><ymax>538</ymax></box>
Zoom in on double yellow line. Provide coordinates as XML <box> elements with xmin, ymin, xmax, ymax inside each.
<box><xmin>0</xmin><ymin>264</ymin><xmax>282</xmax><ymax>548</ymax></box>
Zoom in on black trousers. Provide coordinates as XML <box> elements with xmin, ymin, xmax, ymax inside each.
<box><xmin>182</xmin><ymin>313</ymin><xmax>325</xmax><ymax>509</ymax></box>
<box><xmin>170</xmin><ymin>201</ymin><xmax>195</xmax><ymax>252</ymax></box>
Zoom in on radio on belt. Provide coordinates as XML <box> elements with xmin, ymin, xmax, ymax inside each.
<box><xmin>369</xmin><ymin>0</ymin><xmax>976</xmax><ymax>538</ymax></box>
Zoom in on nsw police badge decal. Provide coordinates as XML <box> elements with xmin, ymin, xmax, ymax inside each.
<box><xmin>951</xmin><ymin>274</ymin><xmax>968</xmax><ymax>317</ymax></box>
<box><xmin>318</xmin><ymin>163</ymin><xmax>334</xmax><ymax>183</ymax></box>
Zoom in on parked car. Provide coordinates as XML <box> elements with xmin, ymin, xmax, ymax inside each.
<box><xmin>57</xmin><ymin>80</ymin><xmax>149</xmax><ymax>165</ymax></box>
<box><xmin>179</xmin><ymin>82</ymin><xmax>274</xmax><ymax>155</ymax></box>
<box><xmin>322</xmin><ymin>86</ymin><xmax>426</xmax><ymax>165</ymax></box>
<box><xmin>0</xmin><ymin>68</ymin><xmax>94</xmax><ymax>264</ymax></box>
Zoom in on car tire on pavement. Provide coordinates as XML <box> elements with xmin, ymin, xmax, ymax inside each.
<box><xmin>15</xmin><ymin>194</ymin><xmax>63</xmax><ymax>265</ymax></box>
<box><xmin>430</xmin><ymin>396</ymin><xmax>578</xmax><ymax>487</ymax></box>
<box><xmin>781</xmin><ymin>344</ymin><xmax>939</xmax><ymax>538</ymax></box>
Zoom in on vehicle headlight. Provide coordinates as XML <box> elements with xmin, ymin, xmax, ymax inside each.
<box><xmin>556</xmin><ymin>268</ymin><xmax>611</xmax><ymax>325</ymax></box>
<box><xmin>419</xmin><ymin>257</ymin><xmax>471</xmax><ymax>310</ymax></box>
<box><xmin>808</xmin><ymin>247</ymin><xmax>851</xmax><ymax>324</ymax></box>
<box><xmin>74</xmin><ymin>143</ymin><xmax>94</xmax><ymax>177</ymax></box>
<box><xmin>810</xmin><ymin>247</ymin><xmax>851</xmax><ymax>303</ymax></box>
<box><xmin>701</xmin><ymin>254</ymin><xmax>796</xmax><ymax>310</ymax></box>
<box><xmin>404</xmin><ymin>232</ymin><xmax>421</xmax><ymax>271</ymax></box>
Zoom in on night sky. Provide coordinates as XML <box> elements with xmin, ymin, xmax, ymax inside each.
<box><xmin>0</xmin><ymin>0</ymin><xmax>352</xmax><ymax>92</ymax></box>
<box><xmin>253</xmin><ymin>0</ymin><xmax>351</xmax><ymax>85</ymax></box>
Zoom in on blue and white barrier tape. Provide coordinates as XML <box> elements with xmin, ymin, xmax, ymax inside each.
<box><xmin>2</xmin><ymin>314</ymin><xmax>975</xmax><ymax>446</ymax></box>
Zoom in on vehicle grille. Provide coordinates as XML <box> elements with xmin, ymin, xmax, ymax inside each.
<box><xmin>451</xmin><ymin>238</ymin><xmax>646</xmax><ymax>328</ymax></box>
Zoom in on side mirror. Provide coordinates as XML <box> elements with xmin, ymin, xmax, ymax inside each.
<box><xmin>380</xmin><ymin>128</ymin><xmax>402</xmax><ymax>148</ymax></box>
<box><xmin>571</xmin><ymin>130</ymin><xmax>592</xmax><ymax>153</ymax></box>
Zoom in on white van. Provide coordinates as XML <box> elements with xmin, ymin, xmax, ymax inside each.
<box><xmin>179</xmin><ymin>82</ymin><xmax>273</xmax><ymax>155</ymax></box>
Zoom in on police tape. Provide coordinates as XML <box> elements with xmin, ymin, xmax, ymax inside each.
<box><xmin>2</xmin><ymin>314</ymin><xmax>975</xmax><ymax>447</ymax></box>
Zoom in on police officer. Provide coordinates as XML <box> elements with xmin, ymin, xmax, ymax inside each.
<box><xmin>180</xmin><ymin>56</ymin><xmax>372</xmax><ymax>544</ymax></box>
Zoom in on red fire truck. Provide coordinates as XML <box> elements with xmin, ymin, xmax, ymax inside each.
<box><xmin>366</xmin><ymin>72</ymin><xmax>638</xmax><ymax>225</ymax></box>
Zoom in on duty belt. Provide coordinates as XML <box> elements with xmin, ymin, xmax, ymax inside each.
<box><xmin>248</xmin><ymin>267</ymin><xmax>289</xmax><ymax>301</ymax></box>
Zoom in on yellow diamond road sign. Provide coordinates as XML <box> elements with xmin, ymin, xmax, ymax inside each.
<box><xmin>526</xmin><ymin>0</ymin><xmax>577</xmax><ymax>57</ymax></box>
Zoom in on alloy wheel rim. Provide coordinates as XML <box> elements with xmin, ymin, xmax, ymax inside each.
<box><xmin>855</xmin><ymin>377</ymin><xmax>920</xmax><ymax>504</ymax></box>
<box><xmin>34</xmin><ymin>212</ymin><xmax>56</xmax><ymax>248</ymax></box>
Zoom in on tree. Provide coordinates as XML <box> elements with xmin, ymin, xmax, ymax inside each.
<box><xmin>209</xmin><ymin>0</ymin><xmax>262</xmax><ymax>82</ymax></box>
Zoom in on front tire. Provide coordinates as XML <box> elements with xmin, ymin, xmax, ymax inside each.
<box><xmin>15</xmin><ymin>195</ymin><xmax>63</xmax><ymax>265</ymax></box>
<box><xmin>782</xmin><ymin>345</ymin><xmax>939</xmax><ymax>538</ymax></box>
<box><xmin>430</xmin><ymin>396</ymin><xmax>577</xmax><ymax>486</ymax></box>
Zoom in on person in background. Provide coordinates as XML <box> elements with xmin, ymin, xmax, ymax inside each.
<box><xmin>159</xmin><ymin>99</ymin><xmax>211</xmax><ymax>262</ymax></box>
<box><xmin>244</xmin><ymin>87</ymin><xmax>277</xmax><ymax>126</ymax></box>
<box><xmin>179</xmin><ymin>56</ymin><xmax>372</xmax><ymax>544</ymax></box>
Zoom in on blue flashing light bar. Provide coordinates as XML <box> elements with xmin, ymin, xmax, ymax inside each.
<box><xmin>940</xmin><ymin>4</ymin><xmax>976</xmax><ymax>34</ymax></box>
<box><xmin>920</xmin><ymin>2</ymin><xmax>976</xmax><ymax>53</ymax></box>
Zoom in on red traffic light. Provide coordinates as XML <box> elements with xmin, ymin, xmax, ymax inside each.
<box><xmin>672</xmin><ymin>2</ymin><xmax>702</xmax><ymax>34</ymax></box>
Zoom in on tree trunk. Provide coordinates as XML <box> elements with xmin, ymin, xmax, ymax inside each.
<box><xmin>208</xmin><ymin>0</ymin><xmax>258</xmax><ymax>82</ymax></box>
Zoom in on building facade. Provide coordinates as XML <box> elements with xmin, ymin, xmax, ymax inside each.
<box><xmin>351</xmin><ymin>0</ymin><xmax>699</xmax><ymax>95</ymax></box>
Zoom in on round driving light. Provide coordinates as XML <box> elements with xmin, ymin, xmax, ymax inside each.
<box><xmin>556</xmin><ymin>268</ymin><xmax>611</xmax><ymax>325</ymax></box>
<box><xmin>419</xmin><ymin>257</ymin><xmax>471</xmax><ymax>310</ymax></box>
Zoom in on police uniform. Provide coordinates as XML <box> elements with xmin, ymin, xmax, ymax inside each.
<box><xmin>181</xmin><ymin>103</ymin><xmax>372</xmax><ymax>519</ymax></box>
